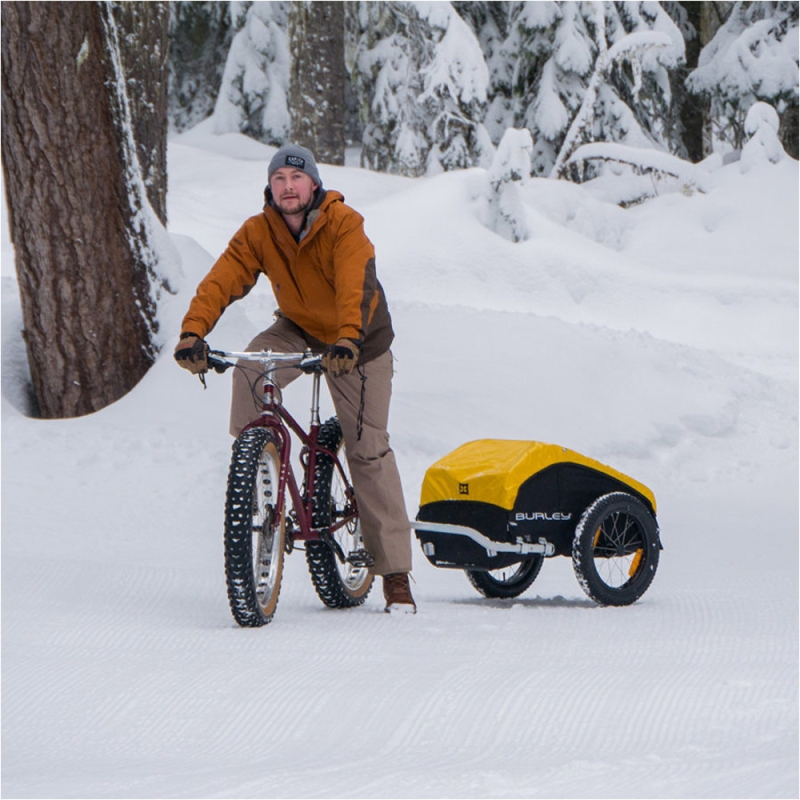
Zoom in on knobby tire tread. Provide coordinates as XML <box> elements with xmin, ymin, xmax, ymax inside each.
<box><xmin>572</xmin><ymin>491</ymin><xmax>660</xmax><ymax>606</ymax></box>
<box><xmin>224</xmin><ymin>427</ymin><xmax>284</xmax><ymax>627</ymax></box>
<box><xmin>305</xmin><ymin>418</ymin><xmax>373</xmax><ymax>609</ymax></box>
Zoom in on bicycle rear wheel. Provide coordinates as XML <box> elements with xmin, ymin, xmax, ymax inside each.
<box><xmin>306</xmin><ymin>418</ymin><xmax>374</xmax><ymax>608</ymax></box>
<box><xmin>224</xmin><ymin>428</ymin><xmax>285</xmax><ymax>626</ymax></box>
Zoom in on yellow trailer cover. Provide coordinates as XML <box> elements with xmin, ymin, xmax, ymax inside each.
<box><xmin>420</xmin><ymin>439</ymin><xmax>656</xmax><ymax>513</ymax></box>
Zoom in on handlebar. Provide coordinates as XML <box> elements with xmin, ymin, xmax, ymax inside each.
<box><xmin>207</xmin><ymin>348</ymin><xmax>323</xmax><ymax>375</ymax></box>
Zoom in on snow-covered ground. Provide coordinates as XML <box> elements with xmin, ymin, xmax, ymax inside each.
<box><xmin>2</xmin><ymin>129</ymin><xmax>797</xmax><ymax>798</ymax></box>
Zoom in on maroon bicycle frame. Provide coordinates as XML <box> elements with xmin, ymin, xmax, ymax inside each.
<box><xmin>239</xmin><ymin>371</ymin><xmax>357</xmax><ymax>544</ymax></box>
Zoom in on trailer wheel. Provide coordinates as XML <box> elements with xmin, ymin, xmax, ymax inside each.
<box><xmin>572</xmin><ymin>492</ymin><xmax>659</xmax><ymax>606</ymax></box>
<box><xmin>465</xmin><ymin>557</ymin><xmax>544</xmax><ymax>599</ymax></box>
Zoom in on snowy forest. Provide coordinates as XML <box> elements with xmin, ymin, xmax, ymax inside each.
<box><xmin>2</xmin><ymin>3</ymin><xmax>798</xmax><ymax>796</ymax></box>
<box><xmin>170</xmin><ymin>0</ymin><xmax>800</xmax><ymax>177</ymax></box>
<box><xmin>2</xmin><ymin>1</ymin><xmax>798</xmax><ymax>418</ymax></box>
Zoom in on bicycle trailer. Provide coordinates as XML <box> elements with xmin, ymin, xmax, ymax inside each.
<box><xmin>411</xmin><ymin>439</ymin><xmax>662</xmax><ymax>605</ymax></box>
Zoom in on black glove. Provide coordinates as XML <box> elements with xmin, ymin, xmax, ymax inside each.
<box><xmin>174</xmin><ymin>333</ymin><xmax>209</xmax><ymax>374</ymax></box>
<box><xmin>321</xmin><ymin>338</ymin><xmax>360</xmax><ymax>377</ymax></box>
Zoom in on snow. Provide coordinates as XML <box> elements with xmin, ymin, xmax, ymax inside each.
<box><xmin>741</xmin><ymin>102</ymin><xmax>786</xmax><ymax>170</ymax></box>
<box><xmin>419</xmin><ymin>2</ymin><xmax>489</xmax><ymax>107</ymax></box>
<box><xmin>606</xmin><ymin>30</ymin><xmax>678</xmax><ymax>77</ymax></box>
<box><xmin>692</xmin><ymin>11</ymin><xmax>799</xmax><ymax>100</ymax></box>
<box><xmin>479</xmin><ymin>128</ymin><xmax>535</xmax><ymax>242</ymax></box>
<box><xmin>2</xmin><ymin>130</ymin><xmax>798</xmax><ymax>798</ymax></box>
<box><xmin>567</xmin><ymin>141</ymin><xmax>711</xmax><ymax>182</ymax></box>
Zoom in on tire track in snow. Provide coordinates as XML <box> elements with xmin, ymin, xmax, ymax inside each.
<box><xmin>4</xmin><ymin>463</ymin><xmax>796</xmax><ymax>798</ymax></box>
<box><xmin>312</xmin><ymin>585</ymin><xmax>797</xmax><ymax>799</ymax></box>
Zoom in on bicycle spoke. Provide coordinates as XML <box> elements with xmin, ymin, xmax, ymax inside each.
<box><xmin>592</xmin><ymin>511</ymin><xmax>645</xmax><ymax>588</ymax></box>
<box><xmin>573</xmin><ymin>493</ymin><xmax>660</xmax><ymax>606</ymax></box>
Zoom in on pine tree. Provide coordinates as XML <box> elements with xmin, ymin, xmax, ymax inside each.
<box><xmin>478</xmin><ymin>127</ymin><xmax>534</xmax><ymax>242</ymax></box>
<box><xmin>740</xmin><ymin>101</ymin><xmax>787</xmax><ymax>171</ymax></box>
<box><xmin>452</xmin><ymin>1</ymin><xmax>514</xmax><ymax>144</ymax></box>
<box><xmin>211</xmin><ymin>1</ymin><xmax>291</xmax><ymax>146</ymax></box>
<box><xmin>686</xmin><ymin>1</ymin><xmax>799</xmax><ymax>157</ymax></box>
<box><xmin>662</xmin><ymin>1</ymin><xmax>704</xmax><ymax>162</ymax></box>
<box><xmin>351</xmin><ymin>2</ymin><xmax>424</xmax><ymax>174</ymax></box>
<box><xmin>468</xmin><ymin>2</ymin><xmax>685</xmax><ymax>179</ymax></box>
<box><xmin>604</xmin><ymin>2</ymin><xmax>687</xmax><ymax>156</ymax></box>
<box><xmin>168</xmin><ymin>1</ymin><xmax>234</xmax><ymax>133</ymax></box>
<box><xmin>521</xmin><ymin>1</ymin><xmax>594</xmax><ymax>175</ymax></box>
<box><xmin>354</xmin><ymin>1</ymin><xmax>491</xmax><ymax>177</ymax></box>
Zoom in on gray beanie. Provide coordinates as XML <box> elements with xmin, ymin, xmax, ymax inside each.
<box><xmin>268</xmin><ymin>144</ymin><xmax>322</xmax><ymax>188</ymax></box>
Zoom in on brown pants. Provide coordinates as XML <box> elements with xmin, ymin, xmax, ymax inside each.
<box><xmin>229</xmin><ymin>320</ymin><xmax>413</xmax><ymax>576</ymax></box>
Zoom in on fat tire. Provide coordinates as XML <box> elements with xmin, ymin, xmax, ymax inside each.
<box><xmin>572</xmin><ymin>492</ymin><xmax>660</xmax><ymax>606</ymax></box>
<box><xmin>465</xmin><ymin>557</ymin><xmax>544</xmax><ymax>599</ymax></box>
<box><xmin>306</xmin><ymin>418</ymin><xmax>373</xmax><ymax>608</ymax></box>
<box><xmin>224</xmin><ymin>428</ymin><xmax>285</xmax><ymax>627</ymax></box>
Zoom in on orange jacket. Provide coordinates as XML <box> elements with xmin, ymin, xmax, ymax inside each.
<box><xmin>181</xmin><ymin>190</ymin><xmax>393</xmax><ymax>361</ymax></box>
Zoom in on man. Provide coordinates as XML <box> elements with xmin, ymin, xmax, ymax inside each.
<box><xmin>174</xmin><ymin>144</ymin><xmax>415</xmax><ymax>613</ymax></box>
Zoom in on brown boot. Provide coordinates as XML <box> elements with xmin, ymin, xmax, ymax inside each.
<box><xmin>383</xmin><ymin>572</ymin><xmax>416</xmax><ymax>614</ymax></box>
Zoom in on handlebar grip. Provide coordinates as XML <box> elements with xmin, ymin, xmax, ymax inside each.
<box><xmin>207</xmin><ymin>353</ymin><xmax>232</xmax><ymax>373</ymax></box>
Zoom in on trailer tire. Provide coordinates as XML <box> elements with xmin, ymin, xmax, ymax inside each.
<box><xmin>465</xmin><ymin>556</ymin><xmax>544</xmax><ymax>599</ymax></box>
<box><xmin>572</xmin><ymin>492</ymin><xmax>659</xmax><ymax>606</ymax></box>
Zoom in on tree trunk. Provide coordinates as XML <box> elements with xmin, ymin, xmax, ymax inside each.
<box><xmin>1</xmin><ymin>1</ymin><xmax>168</xmax><ymax>418</ymax></box>
<box><xmin>112</xmin><ymin>2</ymin><xmax>169</xmax><ymax>224</ymax></box>
<box><xmin>288</xmin><ymin>1</ymin><xmax>345</xmax><ymax>165</ymax></box>
<box><xmin>677</xmin><ymin>1</ymin><xmax>706</xmax><ymax>163</ymax></box>
<box><xmin>699</xmin><ymin>1</ymin><xmax>733</xmax><ymax>157</ymax></box>
<box><xmin>779</xmin><ymin>99</ymin><xmax>799</xmax><ymax>160</ymax></box>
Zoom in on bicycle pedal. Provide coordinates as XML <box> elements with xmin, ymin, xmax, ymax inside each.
<box><xmin>346</xmin><ymin>549</ymin><xmax>375</xmax><ymax>568</ymax></box>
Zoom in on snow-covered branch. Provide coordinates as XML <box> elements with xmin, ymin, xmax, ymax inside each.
<box><xmin>550</xmin><ymin>29</ymin><xmax>681</xmax><ymax>179</ymax></box>
<box><xmin>566</xmin><ymin>142</ymin><xmax>706</xmax><ymax>184</ymax></box>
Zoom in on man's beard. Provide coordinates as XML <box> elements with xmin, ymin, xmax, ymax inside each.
<box><xmin>275</xmin><ymin>193</ymin><xmax>314</xmax><ymax>217</ymax></box>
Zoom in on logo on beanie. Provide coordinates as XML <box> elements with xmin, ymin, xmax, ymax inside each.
<box><xmin>285</xmin><ymin>155</ymin><xmax>305</xmax><ymax>169</ymax></box>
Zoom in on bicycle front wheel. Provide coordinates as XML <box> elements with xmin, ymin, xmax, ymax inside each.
<box><xmin>224</xmin><ymin>428</ymin><xmax>285</xmax><ymax>627</ymax></box>
<box><xmin>306</xmin><ymin>418</ymin><xmax>374</xmax><ymax>608</ymax></box>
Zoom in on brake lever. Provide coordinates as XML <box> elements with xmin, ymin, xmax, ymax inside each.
<box><xmin>299</xmin><ymin>355</ymin><xmax>323</xmax><ymax>375</ymax></box>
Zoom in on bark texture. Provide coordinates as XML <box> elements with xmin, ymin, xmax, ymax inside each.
<box><xmin>288</xmin><ymin>1</ymin><xmax>345</xmax><ymax>165</ymax></box>
<box><xmin>113</xmin><ymin>2</ymin><xmax>169</xmax><ymax>224</ymax></box>
<box><xmin>1</xmin><ymin>1</ymin><xmax>166</xmax><ymax>418</ymax></box>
